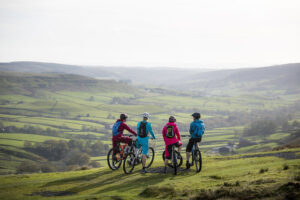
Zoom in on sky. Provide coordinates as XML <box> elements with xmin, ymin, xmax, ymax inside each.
<box><xmin>0</xmin><ymin>0</ymin><xmax>299</xmax><ymax>69</ymax></box>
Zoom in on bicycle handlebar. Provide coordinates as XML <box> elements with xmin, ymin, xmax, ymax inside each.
<box><xmin>181</xmin><ymin>135</ymin><xmax>190</xmax><ymax>138</ymax></box>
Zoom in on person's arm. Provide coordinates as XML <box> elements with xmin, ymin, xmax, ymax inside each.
<box><xmin>122</xmin><ymin>123</ymin><xmax>137</xmax><ymax>136</ymax></box>
<box><xmin>189</xmin><ymin>123</ymin><xmax>193</xmax><ymax>136</ymax></box>
<box><xmin>201</xmin><ymin>123</ymin><xmax>205</xmax><ymax>135</ymax></box>
<box><xmin>147</xmin><ymin>123</ymin><xmax>156</xmax><ymax>139</ymax></box>
<box><xmin>162</xmin><ymin>126</ymin><xmax>167</xmax><ymax>142</ymax></box>
<box><xmin>175</xmin><ymin>125</ymin><xmax>181</xmax><ymax>141</ymax></box>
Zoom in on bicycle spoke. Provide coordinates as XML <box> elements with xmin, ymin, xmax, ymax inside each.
<box><xmin>123</xmin><ymin>153</ymin><xmax>135</xmax><ymax>174</ymax></box>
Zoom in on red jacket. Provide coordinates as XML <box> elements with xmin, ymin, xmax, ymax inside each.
<box><xmin>113</xmin><ymin>119</ymin><xmax>137</xmax><ymax>139</ymax></box>
<box><xmin>162</xmin><ymin>122</ymin><xmax>181</xmax><ymax>146</ymax></box>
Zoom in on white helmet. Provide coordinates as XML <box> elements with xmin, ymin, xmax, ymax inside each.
<box><xmin>142</xmin><ymin>112</ymin><xmax>150</xmax><ymax>119</ymax></box>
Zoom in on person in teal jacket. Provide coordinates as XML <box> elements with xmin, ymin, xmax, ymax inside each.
<box><xmin>136</xmin><ymin>112</ymin><xmax>156</xmax><ymax>173</ymax></box>
<box><xmin>186</xmin><ymin>112</ymin><xmax>205</xmax><ymax>169</ymax></box>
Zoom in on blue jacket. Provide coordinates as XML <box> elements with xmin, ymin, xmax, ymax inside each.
<box><xmin>189</xmin><ymin>119</ymin><xmax>205</xmax><ymax>138</ymax></box>
<box><xmin>137</xmin><ymin>120</ymin><xmax>156</xmax><ymax>139</ymax></box>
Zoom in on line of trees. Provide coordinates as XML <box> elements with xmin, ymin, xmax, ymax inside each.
<box><xmin>17</xmin><ymin>139</ymin><xmax>109</xmax><ymax>174</ymax></box>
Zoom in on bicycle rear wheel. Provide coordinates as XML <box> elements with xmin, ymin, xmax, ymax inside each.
<box><xmin>195</xmin><ymin>149</ymin><xmax>202</xmax><ymax>173</ymax></box>
<box><xmin>162</xmin><ymin>151</ymin><xmax>182</xmax><ymax>168</ymax></box>
<box><xmin>123</xmin><ymin>153</ymin><xmax>135</xmax><ymax>174</ymax></box>
<box><xmin>107</xmin><ymin>148</ymin><xmax>122</xmax><ymax>170</ymax></box>
<box><xmin>145</xmin><ymin>147</ymin><xmax>155</xmax><ymax>168</ymax></box>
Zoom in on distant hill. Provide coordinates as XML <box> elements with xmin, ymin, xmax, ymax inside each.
<box><xmin>0</xmin><ymin>61</ymin><xmax>208</xmax><ymax>85</ymax></box>
<box><xmin>1</xmin><ymin>61</ymin><xmax>299</xmax><ymax>94</ymax></box>
<box><xmin>0</xmin><ymin>71</ymin><xmax>135</xmax><ymax>96</ymax></box>
<box><xmin>174</xmin><ymin>63</ymin><xmax>300</xmax><ymax>94</ymax></box>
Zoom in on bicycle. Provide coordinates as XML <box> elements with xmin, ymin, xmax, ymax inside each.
<box><xmin>123</xmin><ymin>138</ymin><xmax>155</xmax><ymax>174</ymax></box>
<box><xmin>182</xmin><ymin>135</ymin><xmax>202</xmax><ymax>173</ymax></box>
<box><xmin>107</xmin><ymin>135</ymin><xmax>135</xmax><ymax>170</ymax></box>
<box><xmin>162</xmin><ymin>144</ymin><xmax>183</xmax><ymax>175</ymax></box>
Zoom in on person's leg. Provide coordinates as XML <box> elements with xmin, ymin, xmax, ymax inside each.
<box><xmin>121</xmin><ymin>136</ymin><xmax>132</xmax><ymax>146</ymax></box>
<box><xmin>186</xmin><ymin>139</ymin><xmax>193</xmax><ymax>169</ymax></box>
<box><xmin>164</xmin><ymin>144</ymin><xmax>172</xmax><ymax>173</ymax></box>
<box><xmin>142</xmin><ymin>139</ymin><xmax>149</xmax><ymax>172</ymax></box>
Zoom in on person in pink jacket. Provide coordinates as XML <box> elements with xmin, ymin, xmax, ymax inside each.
<box><xmin>162</xmin><ymin>116</ymin><xmax>182</xmax><ymax>173</ymax></box>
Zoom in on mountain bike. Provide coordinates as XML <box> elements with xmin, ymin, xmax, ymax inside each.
<box><xmin>107</xmin><ymin>135</ymin><xmax>135</xmax><ymax>170</ymax></box>
<box><xmin>182</xmin><ymin>135</ymin><xmax>202</xmax><ymax>173</ymax></box>
<box><xmin>123</xmin><ymin>138</ymin><xmax>155</xmax><ymax>174</ymax></box>
<box><xmin>162</xmin><ymin>144</ymin><xmax>182</xmax><ymax>175</ymax></box>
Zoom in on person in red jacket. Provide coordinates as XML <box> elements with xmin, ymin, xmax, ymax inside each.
<box><xmin>112</xmin><ymin>113</ymin><xmax>137</xmax><ymax>155</ymax></box>
<box><xmin>162</xmin><ymin>116</ymin><xmax>182</xmax><ymax>173</ymax></box>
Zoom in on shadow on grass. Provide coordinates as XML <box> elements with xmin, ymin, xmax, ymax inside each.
<box><xmin>95</xmin><ymin>172</ymin><xmax>168</xmax><ymax>195</ymax></box>
<box><xmin>43</xmin><ymin>169</ymin><xmax>112</xmax><ymax>187</ymax></box>
<box><xmin>58</xmin><ymin>170</ymin><xmax>134</xmax><ymax>194</ymax></box>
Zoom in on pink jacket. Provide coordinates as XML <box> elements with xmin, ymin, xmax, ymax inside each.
<box><xmin>162</xmin><ymin>122</ymin><xmax>181</xmax><ymax>146</ymax></box>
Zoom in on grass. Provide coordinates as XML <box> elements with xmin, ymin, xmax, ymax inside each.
<box><xmin>0</xmin><ymin>148</ymin><xmax>299</xmax><ymax>200</ymax></box>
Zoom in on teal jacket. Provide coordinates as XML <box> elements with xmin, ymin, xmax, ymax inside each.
<box><xmin>189</xmin><ymin>119</ymin><xmax>205</xmax><ymax>138</ymax></box>
<box><xmin>137</xmin><ymin>120</ymin><xmax>156</xmax><ymax>139</ymax></box>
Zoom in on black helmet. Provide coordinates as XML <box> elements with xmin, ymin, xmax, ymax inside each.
<box><xmin>120</xmin><ymin>113</ymin><xmax>128</xmax><ymax>120</ymax></box>
<box><xmin>169</xmin><ymin>116</ymin><xmax>176</xmax><ymax>123</ymax></box>
<box><xmin>192</xmin><ymin>112</ymin><xmax>201</xmax><ymax>119</ymax></box>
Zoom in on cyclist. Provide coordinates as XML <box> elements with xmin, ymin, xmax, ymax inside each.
<box><xmin>112</xmin><ymin>113</ymin><xmax>137</xmax><ymax>157</ymax></box>
<box><xmin>136</xmin><ymin>112</ymin><xmax>156</xmax><ymax>173</ymax></box>
<box><xmin>186</xmin><ymin>112</ymin><xmax>205</xmax><ymax>169</ymax></box>
<box><xmin>162</xmin><ymin>116</ymin><xmax>182</xmax><ymax>173</ymax></box>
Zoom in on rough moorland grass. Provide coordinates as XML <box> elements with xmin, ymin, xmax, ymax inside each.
<box><xmin>0</xmin><ymin>149</ymin><xmax>299</xmax><ymax>200</ymax></box>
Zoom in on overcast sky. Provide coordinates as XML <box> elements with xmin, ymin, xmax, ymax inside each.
<box><xmin>0</xmin><ymin>0</ymin><xmax>299</xmax><ymax>69</ymax></box>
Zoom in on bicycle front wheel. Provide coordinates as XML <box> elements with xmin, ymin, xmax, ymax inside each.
<box><xmin>107</xmin><ymin>148</ymin><xmax>122</xmax><ymax>170</ymax></box>
<box><xmin>123</xmin><ymin>153</ymin><xmax>136</xmax><ymax>174</ymax></box>
<box><xmin>145</xmin><ymin>147</ymin><xmax>155</xmax><ymax>168</ymax></box>
<box><xmin>195</xmin><ymin>149</ymin><xmax>202</xmax><ymax>173</ymax></box>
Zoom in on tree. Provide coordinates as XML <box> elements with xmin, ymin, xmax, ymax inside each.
<box><xmin>243</xmin><ymin>119</ymin><xmax>277</xmax><ymax>136</ymax></box>
<box><xmin>89</xmin><ymin>96</ymin><xmax>95</xmax><ymax>101</ymax></box>
<box><xmin>17</xmin><ymin>161</ymin><xmax>40</xmax><ymax>174</ymax></box>
<box><xmin>65</xmin><ymin>150</ymin><xmax>90</xmax><ymax>166</ymax></box>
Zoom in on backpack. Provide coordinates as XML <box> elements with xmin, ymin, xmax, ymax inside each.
<box><xmin>166</xmin><ymin>125</ymin><xmax>175</xmax><ymax>138</ymax></box>
<box><xmin>193</xmin><ymin>123</ymin><xmax>204</xmax><ymax>138</ymax></box>
<box><xmin>112</xmin><ymin>121</ymin><xmax>122</xmax><ymax>136</ymax></box>
<box><xmin>138</xmin><ymin>121</ymin><xmax>148</xmax><ymax>138</ymax></box>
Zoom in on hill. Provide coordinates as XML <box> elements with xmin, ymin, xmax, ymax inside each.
<box><xmin>176</xmin><ymin>63</ymin><xmax>300</xmax><ymax>94</ymax></box>
<box><xmin>0</xmin><ymin>148</ymin><xmax>299</xmax><ymax>200</ymax></box>
<box><xmin>1</xmin><ymin>62</ymin><xmax>300</xmax><ymax>95</ymax></box>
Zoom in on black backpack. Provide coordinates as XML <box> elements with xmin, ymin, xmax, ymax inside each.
<box><xmin>166</xmin><ymin>125</ymin><xmax>175</xmax><ymax>138</ymax></box>
<box><xmin>138</xmin><ymin>121</ymin><xmax>148</xmax><ymax>138</ymax></box>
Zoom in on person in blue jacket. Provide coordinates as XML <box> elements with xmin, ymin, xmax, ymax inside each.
<box><xmin>136</xmin><ymin>112</ymin><xmax>156</xmax><ymax>173</ymax></box>
<box><xmin>186</xmin><ymin>112</ymin><xmax>205</xmax><ymax>169</ymax></box>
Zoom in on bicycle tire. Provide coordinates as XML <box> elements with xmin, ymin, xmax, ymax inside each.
<box><xmin>195</xmin><ymin>149</ymin><xmax>202</xmax><ymax>173</ymax></box>
<box><xmin>162</xmin><ymin>151</ymin><xmax>183</xmax><ymax>168</ymax></box>
<box><xmin>123</xmin><ymin>152</ymin><xmax>135</xmax><ymax>174</ymax></box>
<box><xmin>107</xmin><ymin>148</ymin><xmax>122</xmax><ymax>170</ymax></box>
<box><xmin>173</xmin><ymin>151</ymin><xmax>177</xmax><ymax>175</ymax></box>
<box><xmin>145</xmin><ymin>147</ymin><xmax>155</xmax><ymax>168</ymax></box>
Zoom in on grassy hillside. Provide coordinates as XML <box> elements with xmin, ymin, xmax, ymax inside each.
<box><xmin>0</xmin><ymin>65</ymin><xmax>299</xmax><ymax>199</ymax></box>
<box><xmin>0</xmin><ymin>148</ymin><xmax>299</xmax><ymax>200</ymax></box>
<box><xmin>0</xmin><ymin>69</ymin><xmax>300</xmax><ymax>175</ymax></box>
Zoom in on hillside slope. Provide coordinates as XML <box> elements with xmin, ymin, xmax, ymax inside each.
<box><xmin>1</xmin><ymin>61</ymin><xmax>299</xmax><ymax>94</ymax></box>
<box><xmin>0</xmin><ymin>149</ymin><xmax>299</xmax><ymax>200</ymax></box>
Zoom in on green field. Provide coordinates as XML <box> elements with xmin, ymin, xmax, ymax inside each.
<box><xmin>0</xmin><ymin>70</ymin><xmax>300</xmax><ymax>199</ymax></box>
<box><xmin>0</xmin><ymin>148</ymin><xmax>299</xmax><ymax>200</ymax></box>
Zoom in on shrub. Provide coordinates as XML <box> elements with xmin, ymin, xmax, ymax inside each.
<box><xmin>17</xmin><ymin>161</ymin><xmax>40</xmax><ymax>174</ymax></box>
<box><xmin>259</xmin><ymin>168</ymin><xmax>269</xmax><ymax>173</ymax></box>
<box><xmin>89</xmin><ymin>161</ymin><xmax>101</xmax><ymax>168</ymax></box>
